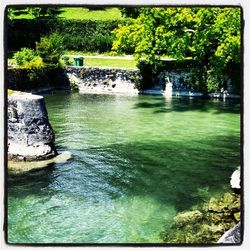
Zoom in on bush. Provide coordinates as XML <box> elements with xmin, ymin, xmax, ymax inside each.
<box><xmin>36</xmin><ymin>33</ymin><xmax>65</xmax><ymax>66</ymax></box>
<box><xmin>23</xmin><ymin>57</ymin><xmax>44</xmax><ymax>69</ymax></box>
<box><xmin>14</xmin><ymin>48</ymin><xmax>37</xmax><ymax>66</ymax></box>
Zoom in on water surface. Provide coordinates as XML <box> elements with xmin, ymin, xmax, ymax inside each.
<box><xmin>8</xmin><ymin>93</ymin><xmax>241</xmax><ymax>244</ymax></box>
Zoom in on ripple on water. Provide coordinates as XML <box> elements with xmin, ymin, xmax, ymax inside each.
<box><xmin>8</xmin><ymin>93</ymin><xmax>241</xmax><ymax>244</ymax></box>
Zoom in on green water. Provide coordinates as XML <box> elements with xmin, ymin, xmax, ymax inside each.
<box><xmin>8</xmin><ymin>93</ymin><xmax>241</xmax><ymax>244</ymax></box>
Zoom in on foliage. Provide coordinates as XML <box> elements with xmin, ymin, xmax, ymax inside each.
<box><xmin>23</xmin><ymin>57</ymin><xmax>44</xmax><ymax>69</ymax></box>
<box><xmin>14</xmin><ymin>48</ymin><xmax>37</xmax><ymax>66</ymax></box>
<box><xmin>54</xmin><ymin>20</ymin><xmax>123</xmax><ymax>53</ymax></box>
<box><xmin>8</xmin><ymin>18</ymin><xmax>122</xmax><ymax>53</ymax></box>
<box><xmin>8</xmin><ymin>67</ymin><xmax>70</xmax><ymax>91</ymax></box>
<box><xmin>120</xmin><ymin>8</ymin><xmax>142</xmax><ymax>18</ymax></box>
<box><xmin>7</xmin><ymin>7</ymin><xmax>60</xmax><ymax>20</ymax></box>
<box><xmin>112</xmin><ymin>7</ymin><xmax>241</xmax><ymax>92</ymax></box>
<box><xmin>36</xmin><ymin>33</ymin><xmax>65</xmax><ymax>66</ymax></box>
<box><xmin>28</xmin><ymin>7</ymin><xmax>59</xmax><ymax>18</ymax></box>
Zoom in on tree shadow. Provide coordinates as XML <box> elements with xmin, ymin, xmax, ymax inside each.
<box><xmin>133</xmin><ymin>96</ymin><xmax>240</xmax><ymax>115</ymax></box>
<box><xmin>7</xmin><ymin>135</ymin><xmax>240</xmax><ymax>213</ymax></box>
<box><xmin>84</xmin><ymin>134</ymin><xmax>240</xmax><ymax>212</ymax></box>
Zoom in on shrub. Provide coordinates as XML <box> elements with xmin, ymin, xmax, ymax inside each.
<box><xmin>23</xmin><ymin>57</ymin><xmax>44</xmax><ymax>69</ymax></box>
<box><xmin>36</xmin><ymin>33</ymin><xmax>65</xmax><ymax>66</ymax></box>
<box><xmin>14</xmin><ymin>48</ymin><xmax>37</xmax><ymax>66</ymax></box>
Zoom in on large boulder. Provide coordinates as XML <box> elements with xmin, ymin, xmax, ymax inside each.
<box><xmin>8</xmin><ymin>92</ymin><xmax>57</xmax><ymax>161</ymax></box>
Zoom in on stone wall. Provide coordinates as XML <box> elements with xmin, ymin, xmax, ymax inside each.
<box><xmin>66</xmin><ymin>66</ymin><xmax>141</xmax><ymax>94</ymax></box>
<box><xmin>8</xmin><ymin>92</ymin><xmax>57</xmax><ymax>161</ymax></box>
<box><xmin>7</xmin><ymin>66</ymin><xmax>240</xmax><ymax>98</ymax></box>
<box><xmin>66</xmin><ymin>66</ymin><xmax>205</xmax><ymax>96</ymax></box>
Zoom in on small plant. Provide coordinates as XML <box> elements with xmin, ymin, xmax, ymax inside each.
<box><xmin>23</xmin><ymin>57</ymin><xmax>44</xmax><ymax>69</ymax></box>
<box><xmin>14</xmin><ymin>48</ymin><xmax>37</xmax><ymax>66</ymax></box>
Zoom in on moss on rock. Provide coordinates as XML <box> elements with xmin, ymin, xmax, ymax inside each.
<box><xmin>162</xmin><ymin>192</ymin><xmax>240</xmax><ymax>244</ymax></box>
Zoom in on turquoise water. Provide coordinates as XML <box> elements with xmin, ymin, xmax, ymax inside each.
<box><xmin>8</xmin><ymin>93</ymin><xmax>241</xmax><ymax>244</ymax></box>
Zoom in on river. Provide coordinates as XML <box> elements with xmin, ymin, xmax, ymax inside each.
<box><xmin>8</xmin><ymin>93</ymin><xmax>241</xmax><ymax>244</ymax></box>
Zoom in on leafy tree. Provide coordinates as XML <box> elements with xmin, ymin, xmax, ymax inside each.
<box><xmin>112</xmin><ymin>7</ymin><xmax>241</xmax><ymax>92</ymax></box>
<box><xmin>120</xmin><ymin>7</ymin><xmax>142</xmax><ymax>18</ymax></box>
<box><xmin>36</xmin><ymin>33</ymin><xmax>65</xmax><ymax>67</ymax></box>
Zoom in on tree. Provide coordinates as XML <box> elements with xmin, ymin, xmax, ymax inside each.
<box><xmin>36</xmin><ymin>33</ymin><xmax>65</xmax><ymax>67</ymax></box>
<box><xmin>112</xmin><ymin>7</ymin><xmax>241</xmax><ymax>92</ymax></box>
<box><xmin>120</xmin><ymin>7</ymin><xmax>142</xmax><ymax>18</ymax></box>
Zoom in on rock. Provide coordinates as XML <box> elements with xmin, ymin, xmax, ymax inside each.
<box><xmin>8</xmin><ymin>92</ymin><xmax>57</xmax><ymax>161</ymax></box>
<box><xmin>208</xmin><ymin>197</ymin><xmax>224</xmax><ymax>212</ymax></box>
<box><xmin>173</xmin><ymin>210</ymin><xmax>203</xmax><ymax>227</ymax></box>
<box><xmin>218</xmin><ymin>222</ymin><xmax>241</xmax><ymax>244</ymax></box>
<box><xmin>230</xmin><ymin>169</ymin><xmax>241</xmax><ymax>189</ymax></box>
<box><xmin>8</xmin><ymin>151</ymin><xmax>71</xmax><ymax>174</ymax></box>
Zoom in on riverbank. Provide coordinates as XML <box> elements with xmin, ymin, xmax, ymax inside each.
<box><xmin>7</xmin><ymin>65</ymin><xmax>240</xmax><ymax>99</ymax></box>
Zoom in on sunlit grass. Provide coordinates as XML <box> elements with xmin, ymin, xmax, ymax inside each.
<box><xmin>84</xmin><ymin>58</ymin><xmax>137</xmax><ymax>68</ymax></box>
<box><xmin>9</xmin><ymin>7</ymin><xmax>123</xmax><ymax>21</ymax></box>
<box><xmin>58</xmin><ymin>7</ymin><xmax>123</xmax><ymax>20</ymax></box>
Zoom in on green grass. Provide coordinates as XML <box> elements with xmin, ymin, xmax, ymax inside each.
<box><xmin>84</xmin><ymin>58</ymin><xmax>137</xmax><ymax>68</ymax></box>
<box><xmin>10</xmin><ymin>7</ymin><xmax>123</xmax><ymax>20</ymax></box>
<box><xmin>66</xmin><ymin>51</ymin><xmax>113</xmax><ymax>57</ymax></box>
<box><xmin>58</xmin><ymin>7</ymin><xmax>123</xmax><ymax>20</ymax></box>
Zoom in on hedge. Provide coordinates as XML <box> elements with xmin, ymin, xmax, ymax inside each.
<box><xmin>7</xmin><ymin>67</ymin><xmax>70</xmax><ymax>91</ymax></box>
<box><xmin>8</xmin><ymin>18</ymin><xmax>125</xmax><ymax>53</ymax></box>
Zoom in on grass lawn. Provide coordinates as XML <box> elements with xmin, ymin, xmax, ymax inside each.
<box><xmin>84</xmin><ymin>57</ymin><xmax>137</xmax><ymax>68</ymax></box>
<box><xmin>58</xmin><ymin>7</ymin><xmax>123</xmax><ymax>20</ymax></box>
<box><xmin>10</xmin><ymin>7</ymin><xmax>123</xmax><ymax>20</ymax></box>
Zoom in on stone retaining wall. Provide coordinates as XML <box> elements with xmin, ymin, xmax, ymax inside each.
<box><xmin>7</xmin><ymin>66</ymin><xmax>240</xmax><ymax>98</ymax></box>
<box><xmin>66</xmin><ymin>66</ymin><xmax>141</xmax><ymax>94</ymax></box>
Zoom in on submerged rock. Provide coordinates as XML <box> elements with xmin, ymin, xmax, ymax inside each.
<box><xmin>173</xmin><ymin>210</ymin><xmax>203</xmax><ymax>227</ymax></box>
<box><xmin>8</xmin><ymin>92</ymin><xmax>57</xmax><ymax>161</ymax></box>
<box><xmin>8</xmin><ymin>151</ymin><xmax>72</xmax><ymax>175</ymax></box>
<box><xmin>162</xmin><ymin>192</ymin><xmax>240</xmax><ymax>244</ymax></box>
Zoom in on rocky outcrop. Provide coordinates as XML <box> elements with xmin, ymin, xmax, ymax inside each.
<box><xmin>217</xmin><ymin>168</ymin><xmax>241</xmax><ymax>243</ymax></box>
<box><xmin>8</xmin><ymin>92</ymin><xmax>57</xmax><ymax>161</ymax></box>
